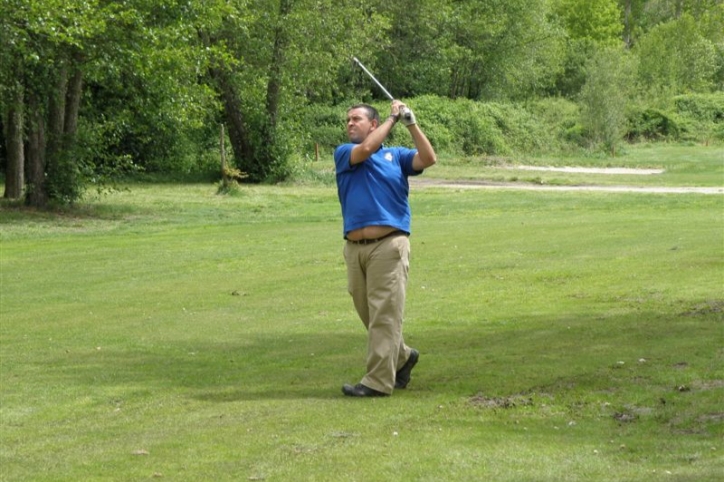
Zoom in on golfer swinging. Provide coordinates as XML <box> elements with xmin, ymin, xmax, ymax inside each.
<box><xmin>335</xmin><ymin>100</ymin><xmax>437</xmax><ymax>397</ymax></box>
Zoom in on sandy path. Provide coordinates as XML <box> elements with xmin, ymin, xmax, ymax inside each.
<box><xmin>511</xmin><ymin>166</ymin><xmax>665</xmax><ymax>175</ymax></box>
<box><xmin>410</xmin><ymin>178</ymin><xmax>724</xmax><ymax>195</ymax></box>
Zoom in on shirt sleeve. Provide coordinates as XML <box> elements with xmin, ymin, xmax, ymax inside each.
<box><xmin>334</xmin><ymin>144</ymin><xmax>356</xmax><ymax>174</ymax></box>
<box><xmin>397</xmin><ymin>147</ymin><xmax>421</xmax><ymax>176</ymax></box>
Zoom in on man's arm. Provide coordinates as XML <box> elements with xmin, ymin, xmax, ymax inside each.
<box><xmin>408</xmin><ymin>123</ymin><xmax>437</xmax><ymax>171</ymax></box>
<box><xmin>350</xmin><ymin>116</ymin><xmax>397</xmax><ymax>165</ymax></box>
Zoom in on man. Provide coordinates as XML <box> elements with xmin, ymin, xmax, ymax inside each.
<box><xmin>334</xmin><ymin>100</ymin><xmax>437</xmax><ymax>397</ymax></box>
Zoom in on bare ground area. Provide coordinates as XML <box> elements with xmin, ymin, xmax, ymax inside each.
<box><xmin>511</xmin><ymin>166</ymin><xmax>665</xmax><ymax>175</ymax></box>
<box><xmin>410</xmin><ymin>178</ymin><xmax>724</xmax><ymax>194</ymax></box>
<box><xmin>412</xmin><ymin>166</ymin><xmax>724</xmax><ymax>194</ymax></box>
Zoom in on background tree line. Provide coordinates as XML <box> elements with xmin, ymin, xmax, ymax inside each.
<box><xmin>1</xmin><ymin>0</ymin><xmax>722</xmax><ymax>206</ymax></box>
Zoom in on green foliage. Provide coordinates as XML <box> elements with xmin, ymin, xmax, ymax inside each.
<box><xmin>673</xmin><ymin>92</ymin><xmax>724</xmax><ymax>142</ymax></box>
<box><xmin>550</xmin><ymin>0</ymin><xmax>622</xmax><ymax>99</ymax></box>
<box><xmin>580</xmin><ymin>47</ymin><xmax>637</xmax><ymax>154</ymax></box>
<box><xmin>626</xmin><ymin>93</ymin><xmax>724</xmax><ymax>143</ymax></box>
<box><xmin>439</xmin><ymin>0</ymin><xmax>566</xmax><ymax>100</ymax></box>
<box><xmin>674</xmin><ymin>92</ymin><xmax>724</xmax><ymax>123</ymax></box>
<box><xmin>635</xmin><ymin>13</ymin><xmax>719</xmax><ymax>96</ymax></box>
<box><xmin>626</xmin><ymin>107</ymin><xmax>683</xmax><ymax>141</ymax></box>
<box><xmin>405</xmin><ymin>96</ymin><xmax>509</xmax><ymax>155</ymax></box>
<box><xmin>300</xmin><ymin>92</ymin><xmax>722</xmax><ymax>163</ymax></box>
<box><xmin>553</xmin><ymin>38</ymin><xmax>598</xmax><ymax>98</ymax></box>
<box><xmin>293</xmin><ymin>103</ymin><xmax>347</xmax><ymax>157</ymax></box>
<box><xmin>304</xmin><ymin>97</ymin><xmax>514</xmax><ymax>156</ymax></box>
<box><xmin>554</xmin><ymin>0</ymin><xmax>623</xmax><ymax>45</ymax></box>
<box><xmin>248</xmin><ymin>119</ymin><xmax>293</xmax><ymax>184</ymax></box>
<box><xmin>526</xmin><ymin>97</ymin><xmax>582</xmax><ymax>150</ymax></box>
<box><xmin>3</xmin><ymin>0</ymin><xmax>724</xmax><ymax>199</ymax></box>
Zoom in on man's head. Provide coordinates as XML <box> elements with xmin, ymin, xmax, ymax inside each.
<box><xmin>346</xmin><ymin>104</ymin><xmax>380</xmax><ymax>143</ymax></box>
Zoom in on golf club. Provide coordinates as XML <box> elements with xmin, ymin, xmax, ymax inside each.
<box><xmin>352</xmin><ymin>57</ymin><xmax>412</xmax><ymax>121</ymax></box>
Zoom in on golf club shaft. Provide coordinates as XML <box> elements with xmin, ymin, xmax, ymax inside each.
<box><xmin>352</xmin><ymin>57</ymin><xmax>394</xmax><ymax>101</ymax></box>
<box><xmin>352</xmin><ymin>57</ymin><xmax>411</xmax><ymax>121</ymax></box>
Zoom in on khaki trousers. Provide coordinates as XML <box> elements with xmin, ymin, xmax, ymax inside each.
<box><xmin>344</xmin><ymin>234</ymin><xmax>413</xmax><ymax>394</ymax></box>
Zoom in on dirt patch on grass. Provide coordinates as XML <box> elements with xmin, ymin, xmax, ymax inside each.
<box><xmin>469</xmin><ymin>393</ymin><xmax>533</xmax><ymax>409</ymax></box>
<box><xmin>698</xmin><ymin>413</ymin><xmax>724</xmax><ymax>423</ymax></box>
<box><xmin>681</xmin><ymin>300</ymin><xmax>724</xmax><ymax>317</ymax></box>
<box><xmin>511</xmin><ymin>166</ymin><xmax>665</xmax><ymax>175</ymax></box>
<box><xmin>692</xmin><ymin>379</ymin><xmax>724</xmax><ymax>390</ymax></box>
<box><xmin>410</xmin><ymin>177</ymin><xmax>724</xmax><ymax>194</ymax></box>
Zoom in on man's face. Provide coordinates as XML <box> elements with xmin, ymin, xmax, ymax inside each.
<box><xmin>346</xmin><ymin>107</ymin><xmax>377</xmax><ymax>144</ymax></box>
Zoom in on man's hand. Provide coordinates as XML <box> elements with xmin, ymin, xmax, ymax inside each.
<box><xmin>390</xmin><ymin>100</ymin><xmax>416</xmax><ymax>126</ymax></box>
<box><xmin>400</xmin><ymin>107</ymin><xmax>416</xmax><ymax>126</ymax></box>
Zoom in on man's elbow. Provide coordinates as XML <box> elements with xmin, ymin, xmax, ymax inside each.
<box><xmin>423</xmin><ymin>153</ymin><xmax>437</xmax><ymax>168</ymax></box>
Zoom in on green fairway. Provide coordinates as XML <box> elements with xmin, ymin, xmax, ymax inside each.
<box><xmin>1</xmin><ymin>150</ymin><xmax>723</xmax><ymax>481</ymax></box>
<box><xmin>419</xmin><ymin>143</ymin><xmax>724</xmax><ymax>188</ymax></box>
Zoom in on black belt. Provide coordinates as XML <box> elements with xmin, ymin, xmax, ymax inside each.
<box><xmin>346</xmin><ymin>230</ymin><xmax>407</xmax><ymax>245</ymax></box>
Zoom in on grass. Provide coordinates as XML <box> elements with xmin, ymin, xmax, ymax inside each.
<box><xmin>1</xmin><ymin>145</ymin><xmax>723</xmax><ymax>481</ymax></box>
<box><xmin>302</xmin><ymin>143</ymin><xmax>724</xmax><ymax>188</ymax></box>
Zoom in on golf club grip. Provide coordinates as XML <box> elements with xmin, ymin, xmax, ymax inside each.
<box><xmin>401</xmin><ymin>108</ymin><xmax>412</xmax><ymax>121</ymax></box>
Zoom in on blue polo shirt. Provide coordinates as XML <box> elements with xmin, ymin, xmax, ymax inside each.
<box><xmin>334</xmin><ymin>143</ymin><xmax>422</xmax><ymax>238</ymax></box>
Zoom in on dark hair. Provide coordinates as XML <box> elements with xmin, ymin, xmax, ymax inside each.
<box><xmin>347</xmin><ymin>104</ymin><xmax>379</xmax><ymax>124</ymax></box>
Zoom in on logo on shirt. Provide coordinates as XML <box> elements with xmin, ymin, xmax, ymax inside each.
<box><xmin>384</xmin><ymin>152</ymin><xmax>393</xmax><ymax>162</ymax></box>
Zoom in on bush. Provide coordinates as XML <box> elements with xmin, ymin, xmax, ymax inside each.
<box><xmin>527</xmin><ymin>98</ymin><xmax>582</xmax><ymax>150</ymax></box>
<box><xmin>396</xmin><ymin>95</ymin><xmax>510</xmax><ymax>156</ymax></box>
<box><xmin>674</xmin><ymin>93</ymin><xmax>724</xmax><ymax>123</ymax></box>
<box><xmin>300</xmin><ymin>95</ymin><xmax>577</xmax><ymax>158</ymax></box>
<box><xmin>626</xmin><ymin>107</ymin><xmax>682</xmax><ymax>141</ymax></box>
<box><xmin>293</xmin><ymin>103</ymin><xmax>347</xmax><ymax>156</ymax></box>
<box><xmin>294</xmin><ymin>93</ymin><xmax>722</xmax><ymax>164</ymax></box>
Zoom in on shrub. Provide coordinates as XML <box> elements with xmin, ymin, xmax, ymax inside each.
<box><xmin>294</xmin><ymin>103</ymin><xmax>347</xmax><ymax>155</ymax></box>
<box><xmin>626</xmin><ymin>107</ymin><xmax>682</xmax><ymax>141</ymax></box>
<box><xmin>527</xmin><ymin>98</ymin><xmax>581</xmax><ymax>150</ymax></box>
<box><xmin>673</xmin><ymin>92</ymin><xmax>724</xmax><ymax>143</ymax></box>
<box><xmin>580</xmin><ymin>47</ymin><xmax>637</xmax><ymax>154</ymax></box>
<box><xmin>300</xmin><ymin>95</ymin><xmax>574</xmax><ymax>158</ymax></box>
<box><xmin>403</xmin><ymin>95</ymin><xmax>509</xmax><ymax>156</ymax></box>
<box><xmin>293</xmin><ymin>92</ymin><xmax>722</xmax><ymax>164</ymax></box>
<box><xmin>674</xmin><ymin>93</ymin><xmax>724</xmax><ymax>123</ymax></box>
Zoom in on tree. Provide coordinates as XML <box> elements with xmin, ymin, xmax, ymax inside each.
<box><xmin>635</xmin><ymin>13</ymin><xmax>718</xmax><ymax>97</ymax></box>
<box><xmin>1</xmin><ymin>1</ymin><xmax>120</xmax><ymax>205</ymax></box>
<box><xmin>0</xmin><ymin>0</ymin><xmax>103</xmax><ymax>206</ymax></box>
<box><xmin>360</xmin><ymin>0</ymin><xmax>449</xmax><ymax>98</ymax></box>
<box><xmin>200</xmin><ymin>0</ymin><xmax>390</xmax><ymax>182</ymax></box>
<box><xmin>619</xmin><ymin>0</ymin><xmax>723</xmax><ymax>47</ymax></box>
<box><xmin>580</xmin><ymin>47</ymin><xmax>637</xmax><ymax>154</ymax></box>
<box><xmin>556</xmin><ymin>0</ymin><xmax>623</xmax><ymax>45</ymax></box>
<box><xmin>0</xmin><ymin>0</ymin><xmax>212</xmax><ymax>205</ymax></box>
<box><xmin>552</xmin><ymin>0</ymin><xmax>624</xmax><ymax>97</ymax></box>
<box><xmin>379</xmin><ymin>0</ymin><xmax>566</xmax><ymax>101</ymax></box>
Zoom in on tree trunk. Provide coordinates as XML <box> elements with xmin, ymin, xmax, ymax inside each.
<box><xmin>201</xmin><ymin>25</ymin><xmax>257</xmax><ymax>181</ymax></box>
<box><xmin>46</xmin><ymin>62</ymin><xmax>68</xmax><ymax>160</ymax></box>
<box><xmin>25</xmin><ymin>92</ymin><xmax>47</xmax><ymax>207</ymax></box>
<box><xmin>42</xmin><ymin>56</ymin><xmax>85</xmax><ymax>204</ymax></box>
<box><xmin>623</xmin><ymin>0</ymin><xmax>632</xmax><ymax>48</ymax></box>
<box><xmin>265</xmin><ymin>0</ymin><xmax>292</xmax><ymax>128</ymax></box>
<box><xmin>44</xmin><ymin>61</ymin><xmax>69</xmax><ymax>196</ymax></box>
<box><xmin>209</xmin><ymin>65</ymin><xmax>254</xmax><ymax>171</ymax></box>
<box><xmin>64</xmin><ymin>66</ymin><xmax>83</xmax><ymax>140</ymax></box>
<box><xmin>3</xmin><ymin>88</ymin><xmax>25</xmax><ymax>199</ymax></box>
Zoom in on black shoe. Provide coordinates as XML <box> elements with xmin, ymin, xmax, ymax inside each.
<box><xmin>395</xmin><ymin>349</ymin><xmax>419</xmax><ymax>389</ymax></box>
<box><xmin>342</xmin><ymin>383</ymin><xmax>389</xmax><ymax>397</ymax></box>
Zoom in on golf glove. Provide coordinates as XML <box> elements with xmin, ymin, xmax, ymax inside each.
<box><xmin>400</xmin><ymin>107</ymin><xmax>416</xmax><ymax>126</ymax></box>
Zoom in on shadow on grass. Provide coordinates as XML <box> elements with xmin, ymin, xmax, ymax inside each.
<box><xmin>33</xmin><ymin>309</ymin><xmax>722</xmax><ymax>408</ymax></box>
<box><xmin>41</xmin><ymin>332</ymin><xmax>368</xmax><ymax>402</ymax></box>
